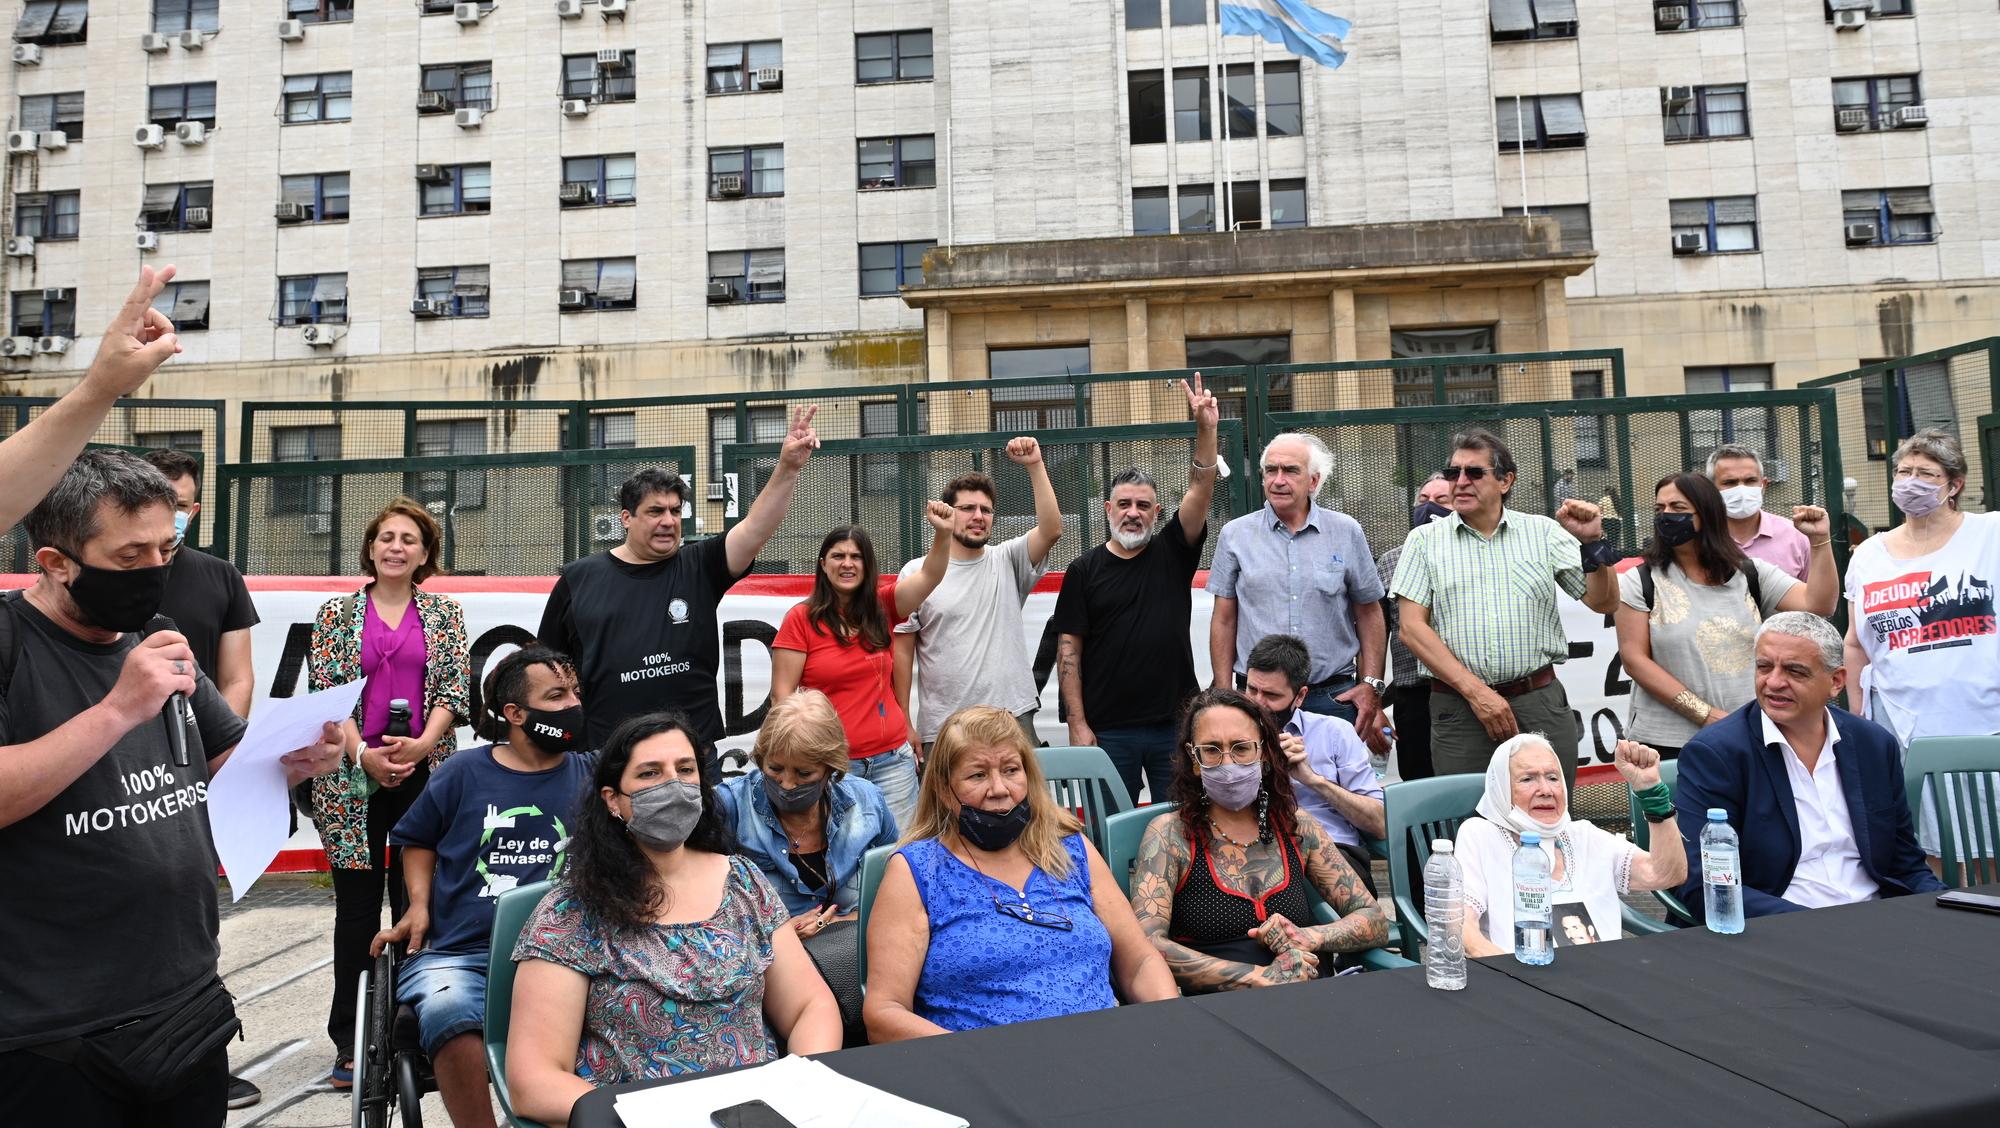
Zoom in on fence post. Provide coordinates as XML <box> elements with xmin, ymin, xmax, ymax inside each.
<box><xmin>1816</xmin><ymin>394</ymin><xmax>1850</xmax><ymax>632</ymax></box>
<box><xmin>233</xmin><ymin>404</ymin><xmax>259</xmax><ymax>571</ymax></box>
<box><xmin>1612</xmin><ymin>413</ymin><xmax>1636</xmax><ymax>552</ymax></box>
<box><xmin>207</xmin><ymin>400</ymin><xmax>231</xmax><ymax>560</ymax></box>
<box><xmin>1538</xmin><ymin>416</ymin><xmax>1557</xmax><ymax>515</ymax></box>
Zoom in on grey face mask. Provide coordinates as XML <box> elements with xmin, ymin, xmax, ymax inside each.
<box><xmin>621</xmin><ymin>779</ymin><xmax>704</xmax><ymax>851</ymax></box>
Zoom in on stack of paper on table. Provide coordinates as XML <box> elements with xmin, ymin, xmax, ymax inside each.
<box><xmin>611</xmin><ymin>1055</ymin><xmax>966</xmax><ymax>1128</ymax></box>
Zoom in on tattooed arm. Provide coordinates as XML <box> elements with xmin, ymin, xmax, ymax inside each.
<box><xmin>1130</xmin><ymin>814</ymin><xmax>1312</xmax><ymax>992</ymax></box>
<box><xmin>1057</xmin><ymin>633</ymin><xmax>1093</xmax><ymax>748</ymax></box>
<box><xmin>1292</xmin><ymin>817</ymin><xmax>1392</xmax><ymax>953</ymax></box>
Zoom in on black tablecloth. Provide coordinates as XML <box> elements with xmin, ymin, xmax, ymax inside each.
<box><xmin>570</xmin><ymin>888</ymin><xmax>2000</xmax><ymax>1128</ymax></box>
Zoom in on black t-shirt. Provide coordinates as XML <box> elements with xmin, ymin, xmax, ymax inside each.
<box><xmin>1047</xmin><ymin>514</ymin><xmax>1207</xmax><ymax>729</ymax></box>
<box><xmin>161</xmin><ymin>546</ymin><xmax>261</xmax><ymax>682</ymax></box>
<box><xmin>0</xmin><ymin>594</ymin><xmax>248</xmax><ymax>1051</ymax></box>
<box><xmin>537</xmin><ymin>536</ymin><xmax>745</xmax><ymax>748</ymax></box>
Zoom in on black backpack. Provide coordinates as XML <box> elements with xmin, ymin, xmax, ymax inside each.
<box><xmin>1636</xmin><ymin>560</ymin><xmax>1765</xmax><ymax>617</ymax></box>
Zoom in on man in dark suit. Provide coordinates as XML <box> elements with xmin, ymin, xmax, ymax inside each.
<box><xmin>1675</xmin><ymin>611</ymin><xmax>1943</xmax><ymax>919</ymax></box>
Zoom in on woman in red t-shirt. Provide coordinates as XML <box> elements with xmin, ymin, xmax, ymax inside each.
<box><xmin>771</xmin><ymin>501</ymin><xmax>952</xmax><ymax>824</ymax></box>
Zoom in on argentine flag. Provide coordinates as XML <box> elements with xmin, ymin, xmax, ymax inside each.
<box><xmin>1219</xmin><ymin>0</ymin><xmax>1352</xmax><ymax>68</ymax></box>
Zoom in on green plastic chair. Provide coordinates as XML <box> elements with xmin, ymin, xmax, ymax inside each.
<box><xmin>1626</xmin><ymin>760</ymin><xmax>1693</xmax><ymax>930</ymax></box>
<box><xmin>1035</xmin><ymin>745</ymin><xmax>1135</xmax><ymax>857</ymax></box>
<box><xmin>485</xmin><ymin>880</ymin><xmax>555</xmax><ymax>1128</ymax></box>
<box><xmin>853</xmin><ymin>843</ymin><xmax>898</xmax><ymax>985</ymax></box>
<box><xmin>1903</xmin><ymin>736</ymin><xmax>2000</xmax><ymax>889</ymax></box>
<box><xmin>1383</xmin><ymin>775</ymin><xmax>1485</xmax><ymax>956</ymax></box>
<box><xmin>1100</xmin><ymin>802</ymin><xmax>1415</xmax><ymax>971</ymax></box>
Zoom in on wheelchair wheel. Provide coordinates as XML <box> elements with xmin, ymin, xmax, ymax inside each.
<box><xmin>352</xmin><ymin>951</ymin><xmax>398</xmax><ymax>1128</ymax></box>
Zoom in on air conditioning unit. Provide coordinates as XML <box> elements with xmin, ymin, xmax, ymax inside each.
<box><xmin>5</xmin><ymin>236</ymin><xmax>33</xmax><ymax>256</ymax></box>
<box><xmin>135</xmin><ymin>231</ymin><xmax>160</xmax><ymax>251</ymax></box>
<box><xmin>454</xmin><ymin>107</ymin><xmax>484</xmax><ymax>128</ymax></box>
<box><xmin>1894</xmin><ymin>104</ymin><xmax>1929</xmax><ymax>127</ymax></box>
<box><xmin>1835</xmin><ymin>108</ymin><xmax>1870</xmax><ymax>131</ymax></box>
<box><xmin>278</xmin><ymin>18</ymin><xmax>305</xmax><ymax>40</ymax></box>
<box><xmin>561</xmin><ymin>98</ymin><xmax>592</xmax><ymax>116</ymax></box>
<box><xmin>558</xmin><ymin>181</ymin><xmax>592</xmax><ymax>203</ymax></box>
<box><xmin>275</xmin><ymin>201</ymin><xmax>309</xmax><ymax>221</ymax></box>
<box><xmin>1653</xmin><ymin>3</ymin><xmax>1688</xmax><ymax>28</ymax></box>
<box><xmin>38</xmin><ymin>131</ymin><xmax>67</xmax><ymax>151</ymax></box>
<box><xmin>301</xmin><ymin>324</ymin><xmax>343</xmax><ymax>347</ymax></box>
<box><xmin>1663</xmin><ymin>85</ymin><xmax>1695</xmax><ymax>108</ymax></box>
<box><xmin>596</xmin><ymin>47</ymin><xmax>627</xmax><ymax>67</ymax></box>
<box><xmin>417</xmin><ymin>91</ymin><xmax>453</xmax><ymax>113</ymax></box>
<box><xmin>415</xmin><ymin>162</ymin><xmax>448</xmax><ymax>182</ymax></box>
<box><xmin>304</xmin><ymin>513</ymin><xmax>333</xmax><ymax>535</ymax></box>
<box><xmin>141</xmin><ymin>32</ymin><xmax>170</xmax><ymax>52</ymax></box>
<box><xmin>592</xmin><ymin>512</ymin><xmax>623</xmax><ymax>541</ymax></box>
<box><xmin>0</xmin><ymin>336</ymin><xmax>34</xmax><ymax>356</ymax></box>
<box><xmin>600</xmin><ymin>0</ymin><xmax>628</xmax><ymax>17</ymax></box>
<box><xmin>411</xmin><ymin>297</ymin><xmax>445</xmax><ymax>317</ymax></box>
<box><xmin>454</xmin><ymin>2</ymin><xmax>485</xmax><ymax>23</ymax></box>
<box><xmin>1671</xmin><ymin>231</ymin><xmax>1704</xmax><ymax>254</ymax></box>
<box><xmin>175</xmin><ymin>121</ymin><xmax>207</xmax><ymax>145</ymax></box>
<box><xmin>184</xmin><ymin>206</ymin><xmax>211</xmax><ymax>228</ymax></box>
<box><xmin>555</xmin><ymin>0</ymin><xmax>584</xmax><ymax>16</ymax></box>
<box><xmin>6</xmin><ymin>131</ymin><xmax>36</xmax><ymax>154</ymax></box>
<box><xmin>712</xmin><ymin>173</ymin><xmax>744</xmax><ymax>197</ymax></box>
<box><xmin>753</xmin><ymin>67</ymin><xmax>782</xmax><ymax>89</ymax></box>
<box><xmin>707</xmin><ymin>280</ymin><xmax>738</xmax><ymax>303</ymax></box>
<box><xmin>177</xmin><ymin>29</ymin><xmax>205</xmax><ymax>49</ymax></box>
<box><xmin>558</xmin><ymin>288</ymin><xmax>591</xmax><ymax>309</ymax></box>
<box><xmin>37</xmin><ymin>335</ymin><xmax>70</xmax><ymax>354</ymax></box>
<box><xmin>1833</xmin><ymin>7</ymin><xmax>1866</xmax><ymax>29</ymax></box>
<box><xmin>13</xmin><ymin>43</ymin><xmax>42</xmax><ymax>66</ymax></box>
<box><xmin>134</xmin><ymin>124</ymin><xmax>167</xmax><ymax>149</ymax></box>
<box><xmin>1845</xmin><ymin>221</ymin><xmax>1879</xmax><ymax>245</ymax></box>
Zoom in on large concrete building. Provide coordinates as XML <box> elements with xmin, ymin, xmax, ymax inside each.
<box><xmin>1</xmin><ymin>0</ymin><xmax>1995</xmax><ymax>417</ymax></box>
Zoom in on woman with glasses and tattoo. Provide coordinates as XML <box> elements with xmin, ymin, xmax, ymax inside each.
<box><xmin>1130</xmin><ymin>688</ymin><xmax>1391</xmax><ymax>994</ymax></box>
<box><xmin>862</xmin><ymin>705</ymin><xmax>1177</xmax><ymax>1042</ymax></box>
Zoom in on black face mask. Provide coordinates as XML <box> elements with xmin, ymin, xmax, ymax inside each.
<box><xmin>1412</xmin><ymin>501</ymin><xmax>1452</xmax><ymax>528</ymax></box>
<box><xmin>957</xmin><ymin>801</ymin><xmax>1032</xmax><ymax>852</ymax></box>
<box><xmin>763</xmin><ymin>774</ymin><xmax>827</xmax><ymax>814</ymax></box>
<box><xmin>520</xmin><ymin>705</ymin><xmax>587</xmax><ymax>755</ymax></box>
<box><xmin>60</xmin><ymin>551</ymin><xmax>171</xmax><ymax>633</ymax></box>
<box><xmin>1652</xmin><ymin>512</ymin><xmax>1699</xmax><ymax>548</ymax></box>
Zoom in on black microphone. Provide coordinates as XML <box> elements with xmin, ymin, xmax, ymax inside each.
<box><xmin>147</xmin><ymin>614</ymin><xmax>191</xmax><ymax>767</ymax></box>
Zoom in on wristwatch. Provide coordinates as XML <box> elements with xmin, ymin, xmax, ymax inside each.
<box><xmin>1362</xmin><ymin>676</ymin><xmax>1389</xmax><ymax>694</ymax></box>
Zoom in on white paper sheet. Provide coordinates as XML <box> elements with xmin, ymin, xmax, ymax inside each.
<box><xmin>611</xmin><ymin>1056</ymin><xmax>965</xmax><ymax>1128</ymax></box>
<box><xmin>207</xmin><ymin>678</ymin><xmax>365</xmax><ymax>901</ymax></box>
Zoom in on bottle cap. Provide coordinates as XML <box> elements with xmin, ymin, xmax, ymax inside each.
<box><xmin>1431</xmin><ymin>839</ymin><xmax>1454</xmax><ymax>855</ymax></box>
<box><xmin>390</xmin><ymin>698</ymin><xmax>411</xmax><ymax>709</ymax></box>
<box><xmin>1520</xmin><ymin>831</ymin><xmax>1540</xmax><ymax>846</ymax></box>
<box><xmin>1706</xmin><ymin>808</ymin><xmax>1727</xmax><ymax>821</ymax></box>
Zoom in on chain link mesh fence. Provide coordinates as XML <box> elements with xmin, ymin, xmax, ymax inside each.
<box><xmin>1806</xmin><ymin>339</ymin><xmax>1996</xmax><ymax>529</ymax></box>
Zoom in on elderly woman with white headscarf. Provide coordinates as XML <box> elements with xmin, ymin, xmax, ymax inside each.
<box><xmin>1455</xmin><ymin>734</ymin><xmax>1688</xmax><ymax>956</ymax></box>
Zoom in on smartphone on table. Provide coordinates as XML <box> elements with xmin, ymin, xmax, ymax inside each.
<box><xmin>711</xmin><ymin>1099</ymin><xmax>800</xmax><ymax>1128</ymax></box>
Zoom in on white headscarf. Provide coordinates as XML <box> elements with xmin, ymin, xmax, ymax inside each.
<box><xmin>1476</xmin><ymin>733</ymin><xmax>1571</xmax><ymax>841</ymax></box>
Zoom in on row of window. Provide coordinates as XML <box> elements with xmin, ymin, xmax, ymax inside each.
<box><xmin>1128</xmin><ymin>63</ymin><xmax>1303</xmax><ymax>145</ymax></box>
<box><xmin>1492</xmin><ymin>0</ymin><xmax>1913</xmax><ymax>41</ymax></box>
<box><xmin>1133</xmin><ymin>180</ymin><xmax>1308</xmax><ymax>235</ymax></box>
<box><xmin>1497</xmin><ymin>74</ymin><xmax>1924</xmax><ymax>150</ymax></box>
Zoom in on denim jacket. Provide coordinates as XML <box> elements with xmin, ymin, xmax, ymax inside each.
<box><xmin>717</xmin><ymin>772</ymin><xmax>900</xmax><ymax>916</ymax></box>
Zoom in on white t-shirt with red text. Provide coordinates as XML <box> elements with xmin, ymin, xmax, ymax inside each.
<box><xmin>1845</xmin><ymin>511</ymin><xmax>2000</xmax><ymax>743</ymax></box>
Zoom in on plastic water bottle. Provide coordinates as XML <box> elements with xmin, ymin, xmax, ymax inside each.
<box><xmin>386</xmin><ymin>699</ymin><xmax>413</xmax><ymax>740</ymax></box>
<box><xmin>1423</xmin><ymin>839</ymin><xmax>1467</xmax><ymax>990</ymax></box>
<box><xmin>1512</xmin><ymin>832</ymin><xmax>1553</xmax><ymax>965</ymax></box>
<box><xmin>1701</xmin><ymin>809</ymin><xmax>1744</xmax><ymax>934</ymax></box>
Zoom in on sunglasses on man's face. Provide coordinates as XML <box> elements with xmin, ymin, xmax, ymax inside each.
<box><xmin>1441</xmin><ymin>465</ymin><xmax>1498</xmax><ymax>482</ymax></box>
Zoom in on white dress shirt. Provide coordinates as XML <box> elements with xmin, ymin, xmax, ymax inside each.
<box><xmin>1762</xmin><ymin>710</ymin><xmax>1879</xmax><ymax>910</ymax></box>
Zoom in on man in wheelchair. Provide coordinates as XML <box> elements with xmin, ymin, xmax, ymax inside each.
<box><xmin>371</xmin><ymin>646</ymin><xmax>594</xmax><ymax>1127</ymax></box>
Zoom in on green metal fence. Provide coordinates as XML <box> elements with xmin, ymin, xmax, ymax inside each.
<box><xmin>0</xmin><ymin>396</ymin><xmax>228</xmax><ymax>570</ymax></box>
<box><xmin>1804</xmin><ymin>337</ymin><xmax>1999</xmax><ymax>529</ymax></box>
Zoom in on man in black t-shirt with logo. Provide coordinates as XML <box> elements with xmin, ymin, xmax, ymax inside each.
<box><xmin>0</xmin><ymin>450</ymin><xmax>344</xmax><ymax>1128</ymax></box>
<box><xmin>539</xmin><ymin>405</ymin><xmax>820</xmax><ymax>755</ymax></box>
<box><xmin>1051</xmin><ymin>376</ymin><xmax>1221</xmax><ymax>805</ymax></box>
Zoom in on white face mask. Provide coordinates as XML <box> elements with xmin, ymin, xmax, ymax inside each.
<box><xmin>1720</xmin><ymin>484</ymin><xmax>1764</xmax><ymax>520</ymax></box>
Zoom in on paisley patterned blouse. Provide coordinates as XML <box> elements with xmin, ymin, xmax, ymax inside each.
<box><xmin>512</xmin><ymin>857</ymin><xmax>791</xmax><ymax>1085</ymax></box>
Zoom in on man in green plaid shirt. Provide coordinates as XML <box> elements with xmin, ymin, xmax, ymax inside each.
<box><xmin>1390</xmin><ymin>430</ymin><xmax>1621</xmax><ymax>789</ymax></box>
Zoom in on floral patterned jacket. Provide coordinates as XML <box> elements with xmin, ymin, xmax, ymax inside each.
<box><xmin>304</xmin><ymin>586</ymin><xmax>471</xmax><ymax>870</ymax></box>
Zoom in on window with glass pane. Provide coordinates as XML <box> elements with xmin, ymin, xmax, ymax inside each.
<box><xmin>272</xmin><ymin>425</ymin><xmax>338</xmax><ymax>515</ymax></box>
<box><xmin>1179</xmin><ymin>184</ymin><xmax>1215</xmax><ymax>233</ymax></box>
<box><xmin>894</xmin><ymin>31</ymin><xmax>932</xmax><ymax>78</ymax></box>
<box><xmin>859</xmin><ymin>240</ymin><xmax>935</xmax><ymax>295</ymax></box>
<box><xmin>1129</xmin><ymin>70</ymin><xmax>1167</xmax><ymax>144</ymax></box>
<box><xmin>318</xmin><ymin>174</ymin><xmax>349</xmax><ymax>220</ymax></box>
<box><xmin>1687</xmin><ymin>0</ymin><xmax>1740</xmax><ymax>25</ymax></box>
<box><xmin>15</xmin><ymin>0</ymin><xmax>89</xmax><ymax>45</ymax></box>
<box><xmin>1684</xmin><ymin>365</ymin><xmax>1772</xmax><ymax>460</ymax></box>
<box><xmin>9</xmin><ymin>288</ymin><xmax>73</xmax><ymax>336</ymax></box>
<box><xmin>1133</xmin><ymin>187</ymin><xmax>1171</xmax><ymax>234</ymax></box>
<box><xmin>1497</xmin><ymin>93</ymin><xmax>1585</xmax><ymax>150</ymax></box>
<box><xmin>1226</xmin><ymin>181</ymin><xmax>1260</xmax><ymax>230</ymax></box>
<box><xmin>856</xmin><ymin>30</ymin><xmax>931</xmax><ymax>83</ymax></box>
<box><xmin>1503</xmin><ymin>203</ymin><xmax>1592</xmax><ymax>251</ymax></box>
<box><xmin>152</xmin><ymin>0</ymin><xmax>218</xmax><ymax>33</ymax></box>
<box><xmin>1187</xmin><ymin>336</ymin><xmax>1291</xmax><ymax>417</ymax></box>
<box><xmin>1571</xmin><ymin>370</ymin><xmax>1606</xmax><ymax>464</ymax></box>
<box><xmin>1391</xmin><ymin>327</ymin><xmax>1498</xmax><ymax>406</ymax></box>
<box><xmin>707</xmin><ymin>44</ymin><xmax>747</xmax><ymax>93</ymax></box>
<box><xmin>746</xmin><ymin>250</ymin><xmax>785</xmax><ymax>301</ymax></box>
<box><xmin>1169</xmin><ymin>0</ymin><xmax>1205</xmax><ymax>24</ymax></box>
<box><xmin>857</xmin><ymin>139</ymin><xmax>894</xmax><ymax>187</ymax></box>
<box><xmin>152</xmin><ymin>281</ymin><xmax>209</xmax><ymax>330</ymax></box>
<box><xmin>603</xmin><ymin>155</ymin><xmax>636</xmax><ymax>202</ymax></box>
<box><xmin>747</xmin><ymin>147</ymin><xmax>784</xmax><ymax>195</ymax></box>
<box><xmin>417</xmin><ymin>269</ymin><xmax>454</xmax><ymax>305</ymax></box>
<box><xmin>563</xmin><ymin>55</ymin><xmax>596</xmax><ymax>98</ymax></box>
<box><xmin>708</xmin><ymin>407</ymin><xmax>787</xmax><ymax>497</ymax></box>
<box><xmin>413</xmin><ymin>420</ymin><xmax>486</xmax><ymax>509</ymax></box>
<box><xmin>1224</xmin><ymin>65</ymin><xmax>1256</xmax><ymax>139</ymax></box>
<box><xmin>1127</xmin><ymin>0</ymin><xmax>1161</xmax><ymax>28</ymax></box>
<box><xmin>1264</xmin><ymin>63</ymin><xmax>1301</xmax><ymax>136</ymax></box>
<box><xmin>601</xmin><ymin>52</ymin><xmax>635</xmax><ymax>101</ymax></box>
<box><xmin>1670</xmin><ymin>196</ymin><xmax>1757</xmax><ymax>253</ymax></box>
<box><xmin>1663</xmin><ymin>84</ymin><xmax>1746</xmax><ymax>141</ymax></box>
<box><xmin>1845</xmin><ymin>188</ymin><xmax>1935</xmax><ymax>245</ymax></box>
<box><xmin>1268</xmin><ymin>180</ymin><xmax>1307</xmax><ymax>228</ymax></box>
<box><xmin>1173</xmin><ymin>68</ymin><xmax>1211</xmax><ymax>141</ymax></box>
<box><xmin>1489</xmin><ymin>0</ymin><xmax>1577</xmax><ymax>40</ymax></box>
<box><xmin>20</xmin><ymin>91</ymin><xmax>84</xmax><ymax>138</ymax></box>
<box><xmin>860</xmin><ymin>401</ymin><xmax>899</xmax><ymax>494</ymax></box>
<box><xmin>149</xmin><ymin>83</ymin><xmax>216</xmax><ymax>128</ymax></box>
<box><xmin>15</xmin><ymin>191</ymin><xmax>80</xmax><ymax>239</ymax></box>
<box><xmin>857</xmin><ymin>136</ymin><xmax>933</xmax><ymax>189</ymax></box>
<box><xmin>277</xmin><ymin>276</ymin><xmax>315</xmax><ymax>324</ymax></box>
<box><xmin>583</xmin><ymin>412</ymin><xmax>637</xmax><ymax>502</ymax></box>
<box><xmin>458</xmin><ymin>64</ymin><xmax>494</xmax><ymax>109</ymax></box>
<box><xmin>990</xmin><ymin>345</ymin><xmax>1091</xmax><ymax>380</ymax></box>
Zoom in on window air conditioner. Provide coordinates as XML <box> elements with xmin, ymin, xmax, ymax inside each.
<box><xmin>1832</xmin><ymin>7</ymin><xmax>1866</xmax><ymax>28</ymax></box>
<box><xmin>754</xmin><ymin>67</ymin><xmax>782</xmax><ymax>89</ymax></box>
<box><xmin>712</xmin><ymin>173</ymin><xmax>744</xmax><ymax>197</ymax></box>
<box><xmin>13</xmin><ymin>44</ymin><xmax>43</xmax><ymax>66</ymax></box>
<box><xmin>415</xmin><ymin>163</ymin><xmax>448</xmax><ymax>182</ymax></box>
<box><xmin>0</xmin><ymin>336</ymin><xmax>35</xmax><ymax>356</ymax></box>
<box><xmin>1845</xmin><ymin>221</ymin><xmax>1879</xmax><ymax>245</ymax></box>
<box><xmin>555</xmin><ymin>0</ymin><xmax>584</xmax><ymax>16</ymax></box>
<box><xmin>4</xmin><ymin>236</ymin><xmax>33</xmax><ymax>256</ymax></box>
<box><xmin>140</xmin><ymin>32</ymin><xmax>170</xmax><ymax>52</ymax></box>
<box><xmin>1653</xmin><ymin>4</ymin><xmax>1688</xmax><ymax>28</ymax></box>
<box><xmin>1835</xmin><ymin>108</ymin><xmax>1869</xmax><ymax>131</ymax></box>
<box><xmin>135</xmin><ymin>231</ymin><xmax>160</xmax><ymax>251</ymax></box>
<box><xmin>177</xmin><ymin>29</ymin><xmax>204</xmax><ymax>49</ymax></box>
<box><xmin>592</xmin><ymin>513</ymin><xmax>623</xmax><ymax>541</ymax></box>
<box><xmin>562</xmin><ymin>98</ymin><xmax>592</xmax><ymax>116</ymax></box>
<box><xmin>558</xmin><ymin>181</ymin><xmax>593</xmax><ymax>203</ymax></box>
<box><xmin>417</xmin><ymin>91</ymin><xmax>453</xmax><ymax>113</ymax></box>
<box><xmin>42</xmin><ymin>287</ymin><xmax>64</xmax><ymax>302</ymax></box>
<box><xmin>558</xmin><ymin>288</ymin><xmax>591</xmax><ymax>309</ymax></box>
<box><xmin>1671</xmin><ymin>232</ymin><xmax>1704</xmax><ymax>254</ymax></box>
<box><xmin>5</xmin><ymin>131</ymin><xmax>36</xmax><ymax>154</ymax></box>
<box><xmin>304</xmin><ymin>513</ymin><xmax>333</xmax><ymax>535</ymax></box>
<box><xmin>275</xmin><ymin>201</ymin><xmax>309</xmax><ymax>221</ymax></box>
<box><xmin>595</xmin><ymin>48</ymin><xmax>627</xmax><ymax>67</ymax></box>
<box><xmin>707</xmin><ymin>280</ymin><xmax>738</xmax><ymax>303</ymax></box>
<box><xmin>278</xmin><ymin>18</ymin><xmax>305</xmax><ymax>40</ymax></box>
<box><xmin>38</xmin><ymin>131</ymin><xmax>68</xmax><ymax>150</ymax></box>
<box><xmin>599</xmin><ymin>0</ymin><xmax>628</xmax><ymax>19</ymax></box>
<box><xmin>302</xmin><ymin>324</ymin><xmax>343</xmax><ymax>347</ymax></box>
<box><xmin>454</xmin><ymin>107</ymin><xmax>484</xmax><ymax>128</ymax></box>
<box><xmin>1894</xmin><ymin>104</ymin><xmax>1928</xmax><ymax>127</ymax></box>
<box><xmin>411</xmin><ymin>298</ymin><xmax>445</xmax><ymax>317</ymax></box>
<box><xmin>135</xmin><ymin>124</ymin><xmax>167</xmax><ymax>149</ymax></box>
<box><xmin>175</xmin><ymin>121</ymin><xmax>207</xmax><ymax>145</ymax></box>
<box><xmin>1663</xmin><ymin>85</ymin><xmax>1695</xmax><ymax>108</ymax></box>
<box><xmin>37</xmin><ymin>335</ymin><xmax>71</xmax><ymax>354</ymax></box>
<box><xmin>184</xmin><ymin>206</ymin><xmax>211</xmax><ymax>228</ymax></box>
<box><xmin>454</xmin><ymin>3</ymin><xmax>485</xmax><ymax>24</ymax></box>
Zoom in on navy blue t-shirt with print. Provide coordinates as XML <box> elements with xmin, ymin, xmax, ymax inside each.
<box><xmin>390</xmin><ymin>744</ymin><xmax>597</xmax><ymax>956</ymax></box>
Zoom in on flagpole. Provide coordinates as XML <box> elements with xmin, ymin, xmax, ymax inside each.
<box><xmin>1212</xmin><ymin>0</ymin><xmax>1231</xmax><ymax>230</ymax></box>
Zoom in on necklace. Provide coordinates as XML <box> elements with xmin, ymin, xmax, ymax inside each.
<box><xmin>1208</xmin><ymin>816</ymin><xmax>1257</xmax><ymax>848</ymax></box>
<box><xmin>789</xmin><ymin>848</ymin><xmax>830</xmax><ymax>892</ymax></box>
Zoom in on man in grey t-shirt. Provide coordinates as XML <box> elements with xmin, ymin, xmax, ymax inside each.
<box><xmin>894</xmin><ymin>438</ymin><xmax>1063</xmax><ymax>753</ymax></box>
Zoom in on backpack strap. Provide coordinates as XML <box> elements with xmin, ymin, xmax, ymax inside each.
<box><xmin>1739</xmin><ymin>560</ymin><xmax>1765</xmax><ymax>620</ymax></box>
<box><xmin>1639</xmin><ymin>564</ymin><xmax>1655</xmax><ymax>612</ymax></box>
